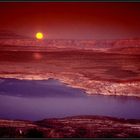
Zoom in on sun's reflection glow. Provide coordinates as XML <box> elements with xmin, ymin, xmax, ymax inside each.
<box><xmin>33</xmin><ymin>52</ymin><xmax>43</xmax><ymax>60</ymax></box>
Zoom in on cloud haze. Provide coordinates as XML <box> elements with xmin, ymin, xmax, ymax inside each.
<box><xmin>0</xmin><ymin>2</ymin><xmax>140</xmax><ymax>39</ymax></box>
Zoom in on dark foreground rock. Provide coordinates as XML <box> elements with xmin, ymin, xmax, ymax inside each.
<box><xmin>0</xmin><ymin>115</ymin><xmax>140</xmax><ymax>138</ymax></box>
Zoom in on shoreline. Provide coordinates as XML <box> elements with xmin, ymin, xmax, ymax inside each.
<box><xmin>0</xmin><ymin>75</ymin><xmax>140</xmax><ymax>98</ymax></box>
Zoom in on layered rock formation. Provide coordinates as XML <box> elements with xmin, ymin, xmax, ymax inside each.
<box><xmin>0</xmin><ymin>38</ymin><xmax>139</xmax><ymax>98</ymax></box>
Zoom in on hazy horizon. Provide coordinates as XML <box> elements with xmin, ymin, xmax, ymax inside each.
<box><xmin>0</xmin><ymin>2</ymin><xmax>140</xmax><ymax>40</ymax></box>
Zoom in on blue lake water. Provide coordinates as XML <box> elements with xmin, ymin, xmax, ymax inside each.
<box><xmin>0</xmin><ymin>78</ymin><xmax>140</xmax><ymax>121</ymax></box>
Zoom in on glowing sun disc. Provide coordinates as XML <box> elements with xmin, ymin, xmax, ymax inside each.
<box><xmin>36</xmin><ymin>32</ymin><xmax>43</xmax><ymax>39</ymax></box>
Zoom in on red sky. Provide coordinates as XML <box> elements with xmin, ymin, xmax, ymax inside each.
<box><xmin>0</xmin><ymin>2</ymin><xmax>140</xmax><ymax>39</ymax></box>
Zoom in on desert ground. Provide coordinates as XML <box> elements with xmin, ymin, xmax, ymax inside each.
<box><xmin>0</xmin><ymin>46</ymin><xmax>139</xmax><ymax>97</ymax></box>
<box><xmin>0</xmin><ymin>115</ymin><xmax>140</xmax><ymax>138</ymax></box>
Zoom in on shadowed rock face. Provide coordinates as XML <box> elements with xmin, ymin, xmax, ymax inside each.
<box><xmin>0</xmin><ymin>115</ymin><xmax>140</xmax><ymax>138</ymax></box>
<box><xmin>0</xmin><ymin>49</ymin><xmax>139</xmax><ymax>97</ymax></box>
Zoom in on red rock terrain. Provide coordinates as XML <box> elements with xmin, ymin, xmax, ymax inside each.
<box><xmin>0</xmin><ymin>50</ymin><xmax>139</xmax><ymax>97</ymax></box>
<box><xmin>0</xmin><ymin>39</ymin><xmax>139</xmax><ymax>97</ymax></box>
<box><xmin>0</xmin><ymin>39</ymin><xmax>140</xmax><ymax>138</ymax></box>
<box><xmin>0</xmin><ymin>115</ymin><xmax>140</xmax><ymax>138</ymax></box>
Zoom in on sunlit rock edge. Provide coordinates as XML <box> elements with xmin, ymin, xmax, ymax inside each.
<box><xmin>0</xmin><ymin>72</ymin><xmax>140</xmax><ymax>98</ymax></box>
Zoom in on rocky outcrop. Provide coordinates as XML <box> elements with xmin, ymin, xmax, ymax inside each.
<box><xmin>0</xmin><ymin>115</ymin><xmax>140</xmax><ymax>138</ymax></box>
<box><xmin>55</xmin><ymin>73</ymin><xmax>140</xmax><ymax>98</ymax></box>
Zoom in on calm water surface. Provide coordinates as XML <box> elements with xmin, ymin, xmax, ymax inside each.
<box><xmin>0</xmin><ymin>78</ymin><xmax>140</xmax><ymax>121</ymax></box>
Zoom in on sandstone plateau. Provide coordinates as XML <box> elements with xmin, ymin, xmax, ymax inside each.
<box><xmin>0</xmin><ymin>39</ymin><xmax>140</xmax><ymax>98</ymax></box>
